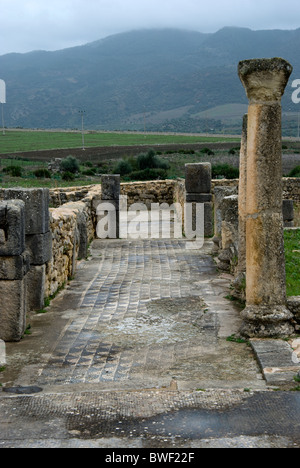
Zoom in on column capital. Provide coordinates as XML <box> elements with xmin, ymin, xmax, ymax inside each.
<box><xmin>238</xmin><ymin>58</ymin><xmax>293</xmax><ymax>102</ymax></box>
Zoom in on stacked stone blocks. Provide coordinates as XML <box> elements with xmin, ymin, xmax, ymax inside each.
<box><xmin>0</xmin><ymin>189</ymin><xmax>52</xmax><ymax>342</ymax></box>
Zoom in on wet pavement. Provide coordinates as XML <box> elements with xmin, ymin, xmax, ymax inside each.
<box><xmin>0</xmin><ymin>238</ymin><xmax>300</xmax><ymax>448</ymax></box>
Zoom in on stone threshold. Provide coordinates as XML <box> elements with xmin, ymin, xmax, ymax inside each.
<box><xmin>250</xmin><ymin>338</ymin><xmax>300</xmax><ymax>387</ymax></box>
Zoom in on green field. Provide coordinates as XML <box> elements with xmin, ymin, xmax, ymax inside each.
<box><xmin>284</xmin><ymin>229</ymin><xmax>300</xmax><ymax>297</ymax></box>
<box><xmin>0</xmin><ymin>130</ymin><xmax>240</xmax><ymax>154</ymax></box>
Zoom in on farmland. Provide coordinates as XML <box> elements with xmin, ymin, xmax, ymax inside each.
<box><xmin>0</xmin><ymin>129</ymin><xmax>240</xmax><ymax>155</ymax></box>
<box><xmin>0</xmin><ymin>129</ymin><xmax>299</xmax><ymax>189</ymax></box>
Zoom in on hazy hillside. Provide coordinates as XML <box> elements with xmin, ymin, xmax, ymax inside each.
<box><xmin>0</xmin><ymin>27</ymin><xmax>300</xmax><ymax>134</ymax></box>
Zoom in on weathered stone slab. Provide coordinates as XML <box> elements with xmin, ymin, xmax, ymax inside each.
<box><xmin>185</xmin><ymin>163</ymin><xmax>211</xmax><ymax>194</ymax></box>
<box><xmin>27</xmin><ymin>264</ymin><xmax>46</xmax><ymax>311</ymax></box>
<box><xmin>0</xmin><ymin>251</ymin><xmax>30</xmax><ymax>280</ymax></box>
<box><xmin>214</xmin><ymin>186</ymin><xmax>238</xmax><ymax>238</ymax></box>
<box><xmin>3</xmin><ymin>188</ymin><xmax>50</xmax><ymax>235</ymax></box>
<box><xmin>0</xmin><ymin>339</ymin><xmax>6</xmax><ymax>367</ymax></box>
<box><xmin>101</xmin><ymin>175</ymin><xmax>121</xmax><ymax>201</ymax></box>
<box><xmin>283</xmin><ymin>199</ymin><xmax>294</xmax><ymax>226</ymax></box>
<box><xmin>204</xmin><ymin>202</ymin><xmax>214</xmax><ymax>238</ymax></box>
<box><xmin>185</xmin><ymin>193</ymin><xmax>213</xmax><ymax>203</ymax></box>
<box><xmin>250</xmin><ymin>338</ymin><xmax>300</xmax><ymax>386</ymax></box>
<box><xmin>0</xmin><ymin>277</ymin><xmax>27</xmax><ymax>342</ymax></box>
<box><xmin>26</xmin><ymin>231</ymin><xmax>52</xmax><ymax>266</ymax></box>
<box><xmin>0</xmin><ymin>200</ymin><xmax>25</xmax><ymax>257</ymax></box>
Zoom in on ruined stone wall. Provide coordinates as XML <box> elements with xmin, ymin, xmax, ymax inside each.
<box><xmin>120</xmin><ymin>180</ymin><xmax>176</xmax><ymax>209</ymax></box>
<box><xmin>283</xmin><ymin>178</ymin><xmax>300</xmax><ymax>203</ymax></box>
<box><xmin>211</xmin><ymin>178</ymin><xmax>300</xmax><ymax>202</ymax></box>
<box><xmin>45</xmin><ymin>186</ymin><xmax>101</xmax><ymax>298</ymax></box>
<box><xmin>1</xmin><ymin>176</ymin><xmax>299</xmax><ymax>335</ymax></box>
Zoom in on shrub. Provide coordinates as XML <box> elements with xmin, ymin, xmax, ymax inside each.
<box><xmin>82</xmin><ymin>167</ymin><xmax>97</xmax><ymax>176</ymax></box>
<box><xmin>212</xmin><ymin>164</ymin><xmax>239</xmax><ymax>179</ymax></box>
<box><xmin>113</xmin><ymin>160</ymin><xmax>133</xmax><ymax>176</ymax></box>
<box><xmin>60</xmin><ymin>156</ymin><xmax>80</xmax><ymax>174</ymax></box>
<box><xmin>129</xmin><ymin>168</ymin><xmax>168</xmax><ymax>181</ymax></box>
<box><xmin>3</xmin><ymin>165</ymin><xmax>23</xmax><ymax>177</ymax></box>
<box><xmin>289</xmin><ymin>166</ymin><xmax>300</xmax><ymax>177</ymax></box>
<box><xmin>34</xmin><ymin>168</ymin><xmax>52</xmax><ymax>179</ymax></box>
<box><xmin>62</xmin><ymin>171</ymin><xmax>75</xmax><ymax>181</ymax></box>
<box><xmin>137</xmin><ymin>149</ymin><xmax>169</xmax><ymax>171</ymax></box>
<box><xmin>200</xmin><ymin>147</ymin><xmax>215</xmax><ymax>155</ymax></box>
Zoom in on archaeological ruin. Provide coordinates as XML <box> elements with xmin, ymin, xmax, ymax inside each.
<box><xmin>0</xmin><ymin>58</ymin><xmax>299</xmax><ymax>345</ymax></box>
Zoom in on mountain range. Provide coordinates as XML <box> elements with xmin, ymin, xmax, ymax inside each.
<box><xmin>0</xmin><ymin>27</ymin><xmax>300</xmax><ymax>134</ymax></box>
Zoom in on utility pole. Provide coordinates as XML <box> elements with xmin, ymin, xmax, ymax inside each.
<box><xmin>1</xmin><ymin>103</ymin><xmax>5</xmax><ymax>136</ymax></box>
<box><xmin>0</xmin><ymin>79</ymin><xmax>6</xmax><ymax>136</ymax></box>
<box><xmin>79</xmin><ymin>110</ymin><xmax>86</xmax><ymax>150</ymax></box>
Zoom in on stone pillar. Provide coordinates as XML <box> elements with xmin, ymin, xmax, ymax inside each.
<box><xmin>232</xmin><ymin>114</ymin><xmax>248</xmax><ymax>297</ymax></box>
<box><xmin>238</xmin><ymin>57</ymin><xmax>294</xmax><ymax>337</ymax></box>
<box><xmin>0</xmin><ymin>200</ymin><xmax>29</xmax><ymax>341</ymax></box>
<box><xmin>97</xmin><ymin>175</ymin><xmax>121</xmax><ymax>239</ymax></box>
<box><xmin>213</xmin><ymin>185</ymin><xmax>238</xmax><ymax>251</ymax></box>
<box><xmin>217</xmin><ymin>195</ymin><xmax>239</xmax><ymax>273</ymax></box>
<box><xmin>3</xmin><ymin>189</ymin><xmax>52</xmax><ymax>311</ymax></box>
<box><xmin>237</xmin><ymin>114</ymin><xmax>248</xmax><ymax>276</ymax></box>
<box><xmin>283</xmin><ymin>200</ymin><xmax>294</xmax><ymax>227</ymax></box>
<box><xmin>185</xmin><ymin>163</ymin><xmax>213</xmax><ymax>237</ymax></box>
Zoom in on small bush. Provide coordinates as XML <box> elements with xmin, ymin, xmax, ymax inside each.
<box><xmin>212</xmin><ymin>164</ymin><xmax>239</xmax><ymax>179</ymax></box>
<box><xmin>178</xmin><ymin>149</ymin><xmax>195</xmax><ymax>155</ymax></box>
<box><xmin>289</xmin><ymin>166</ymin><xmax>300</xmax><ymax>177</ymax></box>
<box><xmin>34</xmin><ymin>168</ymin><xmax>52</xmax><ymax>179</ymax></box>
<box><xmin>113</xmin><ymin>160</ymin><xmax>133</xmax><ymax>176</ymax></box>
<box><xmin>60</xmin><ymin>156</ymin><xmax>80</xmax><ymax>174</ymax></box>
<box><xmin>3</xmin><ymin>165</ymin><xmax>23</xmax><ymax>177</ymax></box>
<box><xmin>200</xmin><ymin>147</ymin><xmax>215</xmax><ymax>155</ymax></box>
<box><xmin>129</xmin><ymin>168</ymin><xmax>168</xmax><ymax>181</ymax></box>
<box><xmin>137</xmin><ymin>149</ymin><xmax>169</xmax><ymax>171</ymax></box>
<box><xmin>82</xmin><ymin>168</ymin><xmax>97</xmax><ymax>176</ymax></box>
<box><xmin>62</xmin><ymin>171</ymin><xmax>75</xmax><ymax>181</ymax></box>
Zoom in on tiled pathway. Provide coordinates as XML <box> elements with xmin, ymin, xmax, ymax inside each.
<box><xmin>32</xmin><ymin>238</ymin><xmax>263</xmax><ymax>391</ymax></box>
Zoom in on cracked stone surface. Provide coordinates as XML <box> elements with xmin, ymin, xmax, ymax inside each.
<box><xmin>1</xmin><ymin>238</ymin><xmax>299</xmax><ymax>448</ymax></box>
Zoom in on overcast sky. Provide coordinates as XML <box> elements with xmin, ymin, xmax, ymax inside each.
<box><xmin>0</xmin><ymin>0</ymin><xmax>299</xmax><ymax>56</ymax></box>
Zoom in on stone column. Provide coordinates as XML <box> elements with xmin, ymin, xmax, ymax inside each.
<box><xmin>97</xmin><ymin>175</ymin><xmax>121</xmax><ymax>239</ymax></box>
<box><xmin>237</xmin><ymin>113</ymin><xmax>248</xmax><ymax>276</ymax></box>
<box><xmin>185</xmin><ymin>163</ymin><xmax>213</xmax><ymax>237</ymax></box>
<box><xmin>238</xmin><ymin>58</ymin><xmax>294</xmax><ymax>337</ymax></box>
<box><xmin>0</xmin><ymin>200</ymin><xmax>29</xmax><ymax>341</ymax></box>
<box><xmin>233</xmin><ymin>114</ymin><xmax>248</xmax><ymax>297</ymax></box>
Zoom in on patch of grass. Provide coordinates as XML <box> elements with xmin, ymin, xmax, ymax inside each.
<box><xmin>226</xmin><ymin>334</ymin><xmax>248</xmax><ymax>344</ymax></box>
<box><xmin>23</xmin><ymin>324</ymin><xmax>32</xmax><ymax>336</ymax></box>
<box><xmin>290</xmin><ymin>386</ymin><xmax>300</xmax><ymax>392</ymax></box>
<box><xmin>294</xmin><ymin>204</ymin><xmax>300</xmax><ymax>227</ymax></box>
<box><xmin>284</xmin><ymin>229</ymin><xmax>300</xmax><ymax>297</ymax></box>
<box><xmin>36</xmin><ymin>309</ymin><xmax>48</xmax><ymax>315</ymax></box>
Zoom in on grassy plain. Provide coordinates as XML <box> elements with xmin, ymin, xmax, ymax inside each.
<box><xmin>0</xmin><ymin>129</ymin><xmax>240</xmax><ymax>154</ymax></box>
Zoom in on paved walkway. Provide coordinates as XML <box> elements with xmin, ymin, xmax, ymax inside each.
<box><xmin>0</xmin><ymin>238</ymin><xmax>299</xmax><ymax>448</ymax></box>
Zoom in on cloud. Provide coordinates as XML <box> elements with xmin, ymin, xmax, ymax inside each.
<box><xmin>0</xmin><ymin>0</ymin><xmax>299</xmax><ymax>55</ymax></box>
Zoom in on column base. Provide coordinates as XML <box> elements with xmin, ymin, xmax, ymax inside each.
<box><xmin>240</xmin><ymin>304</ymin><xmax>294</xmax><ymax>338</ymax></box>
